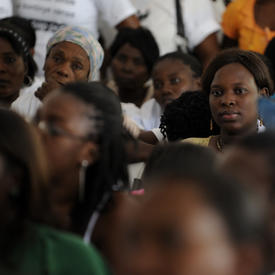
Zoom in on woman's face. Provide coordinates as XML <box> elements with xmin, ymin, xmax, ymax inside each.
<box><xmin>121</xmin><ymin>180</ymin><xmax>237</xmax><ymax>275</ymax></box>
<box><xmin>0</xmin><ymin>37</ymin><xmax>26</xmax><ymax>103</ymax></box>
<box><xmin>209</xmin><ymin>63</ymin><xmax>262</xmax><ymax>135</ymax></box>
<box><xmin>111</xmin><ymin>43</ymin><xmax>149</xmax><ymax>90</ymax></box>
<box><xmin>153</xmin><ymin>59</ymin><xmax>200</xmax><ymax>108</ymax></box>
<box><xmin>38</xmin><ymin>90</ymin><xmax>97</xmax><ymax>186</ymax></box>
<box><xmin>44</xmin><ymin>41</ymin><xmax>90</xmax><ymax>86</ymax></box>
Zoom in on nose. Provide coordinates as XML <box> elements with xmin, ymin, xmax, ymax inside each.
<box><xmin>56</xmin><ymin>62</ymin><xmax>72</xmax><ymax>79</ymax></box>
<box><xmin>221</xmin><ymin>91</ymin><xmax>236</xmax><ymax>107</ymax></box>
<box><xmin>161</xmin><ymin>81</ymin><xmax>173</xmax><ymax>95</ymax></box>
<box><xmin>122</xmin><ymin>60</ymin><xmax>135</xmax><ymax>73</ymax></box>
<box><xmin>0</xmin><ymin>61</ymin><xmax>7</xmax><ymax>74</ymax></box>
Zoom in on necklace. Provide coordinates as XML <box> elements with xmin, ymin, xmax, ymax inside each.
<box><xmin>216</xmin><ymin>136</ymin><xmax>224</xmax><ymax>152</ymax></box>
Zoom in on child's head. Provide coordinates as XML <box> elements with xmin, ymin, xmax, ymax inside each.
<box><xmin>152</xmin><ymin>51</ymin><xmax>202</xmax><ymax>108</ymax></box>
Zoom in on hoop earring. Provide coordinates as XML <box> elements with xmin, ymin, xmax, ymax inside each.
<box><xmin>24</xmin><ymin>75</ymin><xmax>33</xmax><ymax>87</ymax></box>
<box><xmin>79</xmin><ymin>160</ymin><xmax>89</xmax><ymax>202</ymax></box>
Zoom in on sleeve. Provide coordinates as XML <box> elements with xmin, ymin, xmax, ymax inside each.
<box><xmin>151</xmin><ymin>128</ymin><xmax>165</xmax><ymax>142</ymax></box>
<box><xmin>221</xmin><ymin>0</ymin><xmax>241</xmax><ymax>39</ymax></box>
<box><xmin>184</xmin><ymin>0</ymin><xmax>220</xmax><ymax>50</ymax></box>
<box><xmin>95</xmin><ymin>0</ymin><xmax>137</xmax><ymax>27</ymax></box>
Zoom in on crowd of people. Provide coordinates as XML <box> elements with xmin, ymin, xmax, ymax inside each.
<box><xmin>0</xmin><ymin>0</ymin><xmax>275</xmax><ymax>274</ymax></box>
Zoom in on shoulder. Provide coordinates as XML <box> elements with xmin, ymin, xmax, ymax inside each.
<box><xmin>182</xmin><ymin>136</ymin><xmax>212</xmax><ymax>147</ymax></box>
<box><xmin>34</xmin><ymin>224</ymin><xmax>109</xmax><ymax>275</ymax></box>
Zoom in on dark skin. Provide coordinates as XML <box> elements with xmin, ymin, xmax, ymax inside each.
<box><xmin>194</xmin><ymin>33</ymin><xmax>220</xmax><ymax>68</ymax></box>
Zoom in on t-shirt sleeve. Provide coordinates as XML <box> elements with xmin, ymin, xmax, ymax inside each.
<box><xmin>184</xmin><ymin>0</ymin><xmax>220</xmax><ymax>50</ymax></box>
<box><xmin>95</xmin><ymin>0</ymin><xmax>137</xmax><ymax>27</ymax></box>
<box><xmin>44</xmin><ymin>228</ymin><xmax>110</xmax><ymax>275</ymax></box>
<box><xmin>221</xmin><ymin>0</ymin><xmax>241</xmax><ymax>39</ymax></box>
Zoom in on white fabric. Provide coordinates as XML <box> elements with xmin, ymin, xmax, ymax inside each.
<box><xmin>11</xmin><ymin>77</ymin><xmax>43</xmax><ymax>121</ymax></box>
<box><xmin>140</xmin><ymin>98</ymin><xmax>162</xmax><ymax>130</ymax></box>
<box><xmin>0</xmin><ymin>0</ymin><xmax>12</xmax><ymax>19</ymax></box>
<box><xmin>121</xmin><ymin>102</ymin><xmax>143</xmax><ymax>128</ymax></box>
<box><xmin>130</xmin><ymin>0</ymin><xmax>220</xmax><ymax>54</ymax></box>
<box><xmin>13</xmin><ymin>0</ymin><xmax>136</xmax><ymax>75</ymax></box>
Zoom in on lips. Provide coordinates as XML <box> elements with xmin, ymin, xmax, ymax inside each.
<box><xmin>0</xmin><ymin>79</ymin><xmax>10</xmax><ymax>86</ymax></box>
<box><xmin>219</xmin><ymin>111</ymin><xmax>240</xmax><ymax>121</ymax></box>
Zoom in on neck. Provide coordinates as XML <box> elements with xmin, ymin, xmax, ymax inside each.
<box><xmin>0</xmin><ymin>92</ymin><xmax>20</xmax><ymax>107</ymax></box>
<box><xmin>220</xmin><ymin>124</ymin><xmax>258</xmax><ymax>146</ymax></box>
<box><xmin>118</xmin><ymin>86</ymin><xmax>147</xmax><ymax>107</ymax></box>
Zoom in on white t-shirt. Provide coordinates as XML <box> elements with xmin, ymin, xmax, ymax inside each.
<box><xmin>13</xmin><ymin>0</ymin><xmax>136</xmax><ymax>74</ymax></box>
<box><xmin>11</xmin><ymin>77</ymin><xmax>43</xmax><ymax>121</ymax></box>
<box><xmin>130</xmin><ymin>0</ymin><xmax>220</xmax><ymax>54</ymax></box>
<box><xmin>0</xmin><ymin>0</ymin><xmax>12</xmax><ymax>19</ymax></box>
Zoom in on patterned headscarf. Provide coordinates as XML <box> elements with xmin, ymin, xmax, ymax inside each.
<box><xmin>46</xmin><ymin>26</ymin><xmax>104</xmax><ymax>81</ymax></box>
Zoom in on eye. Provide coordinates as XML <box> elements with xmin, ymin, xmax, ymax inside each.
<box><xmin>4</xmin><ymin>55</ymin><xmax>16</xmax><ymax>64</ymax></box>
<box><xmin>52</xmin><ymin>55</ymin><xmax>63</xmax><ymax>64</ymax></box>
<box><xmin>116</xmin><ymin>54</ymin><xmax>127</xmax><ymax>63</ymax></box>
<box><xmin>72</xmin><ymin>62</ymin><xmax>83</xmax><ymax>71</ymax></box>
<box><xmin>133</xmin><ymin>58</ymin><xmax>145</xmax><ymax>66</ymax></box>
<box><xmin>153</xmin><ymin>80</ymin><xmax>163</xmax><ymax>90</ymax></box>
<box><xmin>210</xmin><ymin>89</ymin><xmax>223</xmax><ymax>97</ymax></box>
<box><xmin>170</xmin><ymin>77</ymin><xmax>181</xmax><ymax>85</ymax></box>
<box><xmin>234</xmin><ymin>87</ymin><xmax>248</xmax><ymax>95</ymax></box>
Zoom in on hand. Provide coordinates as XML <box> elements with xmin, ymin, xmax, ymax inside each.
<box><xmin>35</xmin><ymin>78</ymin><xmax>61</xmax><ymax>101</ymax></box>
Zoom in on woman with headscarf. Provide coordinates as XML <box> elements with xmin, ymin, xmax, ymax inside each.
<box><xmin>12</xmin><ymin>25</ymin><xmax>104</xmax><ymax>120</ymax></box>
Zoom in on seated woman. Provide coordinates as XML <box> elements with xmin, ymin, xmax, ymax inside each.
<box><xmin>12</xmin><ymin>25</ymin><xmax>104</xmax><ymax>120</ymax></box>
<box><xmin>0</xmin><ymin>22</ymin><xmax>37</xmax><ymax>107</ymax></box>
<box><xmin>0</xmin><ymin>108</ymin><xmax>108</xmax><ymax>275</ymax></box>
<box><xmin>37</xmin><ymin>82</ymin><xmax>130</xmax><ymax>270</ymax></box>
<box><xmin>184</xmin><ymin>48</ymin><xmax>273</xmax><ymax>152</ymax></box>
<box><xmin>109</xmin><ymin>27</ymin><xmax>159</xmax><ymax>108</ymax></box>
<box><xmin>222</xmin><ymin>0</ymin><xmax>275</xmax><ymax>54</ymax></box>
<box><xmin>121</xmin><ymin>142</ymin><xmax>267</xmax><ymax>275</ymax></box>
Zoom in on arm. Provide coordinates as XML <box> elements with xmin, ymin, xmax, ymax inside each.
<box><xmin>116</xmin><ymin>14</ymin><xmax>140</xmax><ymax>29</ymax></box>
<box><xmin>193</xmin><ymin>32</ymin><xmax>220</xmax><ymax>68</ymax></box>
<box><xmin>221</xmin><ymin>35</ymin><xmax>238</xmax><ymax>49</ymax></box>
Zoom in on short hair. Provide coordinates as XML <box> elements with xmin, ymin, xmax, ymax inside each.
<box><xmin>153</xmin><ymin>51</ymin><xmax>203</xmax><ymax>78</ymax></box>
<box><xmin>110</xmin><ymin>27</ymin><xmax>160</xmax><ymax>73</ymax></box>
<box><xmin>160</xmin><ymin>91</ymin><xmax>219</xmax><ymax>141</ymax></box>
<box><xmin>202</xmin><ymin>49</ymin><xmax>274</xmax><ymax>96</ymax></box>
<box><xmin>143</xmin><ymin>143</ymin><xmax>265</xmax><ymax>244</ymax></box>
<box><xmin>142</xmin><ymin>142</ymin><xmax>218</xmax><ymax>183</ymax></box>
<box><xmin>59</xmin><ymin>82</ymin><xmax>129</xmax><ymax>234</ymax></box>
<box><xmin>235</xmin><ymin>131</ymin><xmax>275</xmax><ymax>200</ymax></box>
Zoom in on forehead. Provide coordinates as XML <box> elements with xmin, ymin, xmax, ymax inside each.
<box><xmin>0</xmin><ymin>37</ymin><xmax>16</xmax><ymax>53</ymax></box>
<box><xmin>116</xmin><ymin>43</ymin><xmax>144</xmax><ymax>58</ymax></box>
<box><xmin>48</xmin><ymin>41</ymin><xmax>89</xmax><ymax>61</ymax></box>
<box><xmin>153</xmin><ymin>59</ymin><xmax>194</xmax><ymax>77</ymax></box>
<box><xmin>211</xmin><ymin>63</ymin><xmax>256</xmax><ymax>86</ymax></box>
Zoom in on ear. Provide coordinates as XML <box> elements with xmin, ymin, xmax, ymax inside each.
<box><xmin>259</xmin><ymin>87</ymin><xmax>269</xmax><ymax>97</ymax></box>
<box><xmin>78</xmin><ymin>141</ymin><xmax>99</xmax><ymax>166</ymax></box>
<box><xmin>194</xmin><ymin>77</ymin><xmax>201</xmax><ymax>90</ymax></box>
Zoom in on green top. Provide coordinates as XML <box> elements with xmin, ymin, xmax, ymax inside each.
<box><xmin>0</xmin><ymin>223</ymin><xmax>109</xmax><ymax>275</ymax></box>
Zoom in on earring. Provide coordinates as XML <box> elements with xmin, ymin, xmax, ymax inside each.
<box><xmin>24</xmin><ymin>75</ymin><xmax>33</xmax><ymax>87</ymax></box>
<box><xmin>79</xmin><ymin>160</ymin><xmax>89</xmax><ymax>202</ymax></box>
<box><xmin>258</xmin><ymin>116</ymin><xmax>264</xmax><ymax>127</ymax></box>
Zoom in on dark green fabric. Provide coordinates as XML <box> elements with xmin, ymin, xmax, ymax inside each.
<box><xmin>0</xmin><ymin>223</ymin><xmax>109</xmax><ymax>275</ymax></box>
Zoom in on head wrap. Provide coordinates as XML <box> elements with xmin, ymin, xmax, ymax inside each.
<box><xmin>46</xmin><ymin>26</ymin><xmax>104</xmax><ymax>81</ymax></box>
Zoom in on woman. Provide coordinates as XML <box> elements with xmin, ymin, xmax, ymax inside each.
<box><xmin>37</xmin><ymin>81</ymin><xmax>129</xmax><ymax>236</ymax></box>
<box><xmin>109</xmin><ymin>27</ymin><xmax>159</xmax><ymax>108</ymax></box>
<box><xmin>121</xmin><ymin>142</ymin><xmax>267</xmax><ymax>275</ymax></box>
<box><xmin>12</xmin><ymin>25</ymin><xmax>104</xmax><ymax>120</ymax></box>
<box><xmin>185</xmin><ymin>49</ymin><xmax>273</xmax><ymax>152</ymax></box>
<box><xmin>0</xmin><ymin>108</ymin><xmax>108</xmax><ymax>274</ymax></box>
<box><xmin>0</xmin><ymin>22</ymin><xmax>37</xmax><ymax>107</ymax></box>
